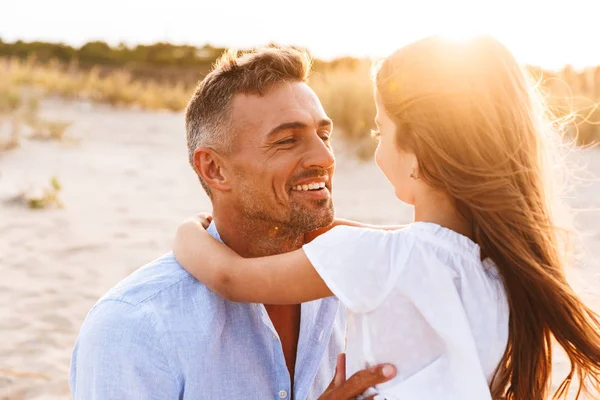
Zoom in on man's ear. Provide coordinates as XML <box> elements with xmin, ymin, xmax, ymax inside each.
<box><xmin>193</xmin><ymin>147</ymin><xmax>232</xmax><ymax>193</ymax></box>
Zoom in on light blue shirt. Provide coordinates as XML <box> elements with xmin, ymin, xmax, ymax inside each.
<box><xmin>69</xmin><ymin>223</ymin><xmax>346</xmax><ymax>400</ymax></box>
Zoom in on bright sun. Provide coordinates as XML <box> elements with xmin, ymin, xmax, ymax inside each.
<box><xmin>439</xmin><ymin>30</ymin><xmax>482</xmax><ymax>42</ymax></box>
<box><xmin>431</xmin><ymin>13</ymin><xmax>489</xmax><ymax>42</ymax></box>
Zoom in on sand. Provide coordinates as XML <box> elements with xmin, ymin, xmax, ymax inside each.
<box><xmin>1</xmin><ymin>98</ymin><xmax>599</xmax><ymax>399</ymax></box>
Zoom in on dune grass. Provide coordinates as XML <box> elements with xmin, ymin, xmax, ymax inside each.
<box><xmin>26</xmin><ymin>176</ymin><xmax>64</xmax><ymax>209</ymax></box>
<box><xmin>0</xmin><ymin>84</ymin><xmax>75</xmax><ymax>152</ymax></box>
<box><xmin>1</xmin><ymin>58</ymin><xmax>191</xmax><ymax>111</ymax></box>
<box><xmin>0</xmin><ymin>71</ymin><xmax>23</xmax><ymax>151</ymax></box>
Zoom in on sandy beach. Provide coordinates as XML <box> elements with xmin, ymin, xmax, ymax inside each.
<box><xmin>1</xmin><ymin>99</ymin><xmax>599</xmax><ymax>399</ymax></box>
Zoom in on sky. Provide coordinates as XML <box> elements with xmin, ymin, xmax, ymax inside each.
<box><xmin>1</xmin><ymin>0</ymin><xmax>598</xmax><ymax>69</ymax></box>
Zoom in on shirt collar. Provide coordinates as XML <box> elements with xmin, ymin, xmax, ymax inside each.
<box><xmin>206</xmin><ymin>221</ymin><xmax>224</xmax><ymax>244</ymax></box>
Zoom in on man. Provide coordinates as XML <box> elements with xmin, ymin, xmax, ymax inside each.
<box><xmin>70</xmin><ymin>47</ymin><xmax>394</xmax><ymax>399</ymax></box>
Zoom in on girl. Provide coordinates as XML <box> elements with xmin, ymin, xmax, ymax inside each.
<box><xmin>173</xmin><ymin>36</ymin><xmax>600</xmax><ymax>399</ymax></box>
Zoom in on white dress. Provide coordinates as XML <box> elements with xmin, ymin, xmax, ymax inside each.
<box><xmin>302</xmin><ymin>222</ymin><xmax>509</xmax><ymax>400</ymax></box>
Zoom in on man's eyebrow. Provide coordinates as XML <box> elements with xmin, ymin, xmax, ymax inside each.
<box><xmin>267</xmin><ymin>119</ymin><xmax>333</xmax><ymax>138</ymax></box>
<box><xmin>267</xmin><ymin>122</ymin><xmax>307</xmax><ymax>138</ymax></box>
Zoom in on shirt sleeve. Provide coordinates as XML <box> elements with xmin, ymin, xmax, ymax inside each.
<box><xmin>69</xmin><ymin>299</ymin><xmax>180</xmax><ymax>400</ymax></box>
<box><xmin>302</xmin><ymin>226</ymin><xmax>412</xmax><ymax>313</ymax></box>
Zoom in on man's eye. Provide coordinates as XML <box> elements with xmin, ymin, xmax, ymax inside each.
<box><xmin>320</xmin><ymin>134</ymin><xmax>331</xmax><ymax>142</ymax></box>
<box><xmin>276</xmin><ymin>138</ymin><xmax>297</xmax><ymax>145</ymax></box>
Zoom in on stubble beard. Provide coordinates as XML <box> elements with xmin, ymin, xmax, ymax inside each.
<box><xmin>238</xmin><ymin>191</ymin><xmax>334</xmax><ymax>238</ymax></box>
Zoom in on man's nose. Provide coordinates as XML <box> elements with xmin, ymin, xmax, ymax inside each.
<box><xmin>302</xmin><ymin>134</ymin><xmax>335</xmax><ymax>170</ymax></box>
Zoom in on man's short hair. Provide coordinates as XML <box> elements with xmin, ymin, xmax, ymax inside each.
<box><xmin>185</xmin><ymin>47</ymin><xmax>313</xmax><ymax>198</ymax></box>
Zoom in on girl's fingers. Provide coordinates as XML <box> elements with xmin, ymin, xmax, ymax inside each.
<box><xmin>195</xmin><ymin>213</ymin><xmax>213</xmax><ymax>229</ymax></box>
<box><xmin>334</xmin><ymin>353</ymin><xmax>347</xmax><ymax>387</ymax></box>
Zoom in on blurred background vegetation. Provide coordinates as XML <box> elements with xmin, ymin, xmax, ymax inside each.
<box><xmin>1</xmin><ymin>38</ymin><xmax>599</xmax><ymax>159</ymax></box>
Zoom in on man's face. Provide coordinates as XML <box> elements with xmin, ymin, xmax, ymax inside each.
<box><xmin>224</xmin><ymin>81</ymin><xmax>335</xmax><ymax>234</ymax></box>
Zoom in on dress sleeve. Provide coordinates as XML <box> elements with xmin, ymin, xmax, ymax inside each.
<box><xmin>302</xmin><ymin>226</ymin><xmax>412</xmax><ymax>313</ymax></box>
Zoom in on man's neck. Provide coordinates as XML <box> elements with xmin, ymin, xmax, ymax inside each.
<box><xmin>211</xmin><ymin>208</ymin><xmax>304</xmax><ymax>258</ymax></box>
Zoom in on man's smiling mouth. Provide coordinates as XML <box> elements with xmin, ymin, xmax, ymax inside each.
<box><xmin>291</xmin><ymin>182</ymin><xmax>326</xmax><ymax>191</ymax></box>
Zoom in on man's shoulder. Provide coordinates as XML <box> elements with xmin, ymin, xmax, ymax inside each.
<box><xmin>94</xmin><ymin>252</ymin><xmax>219</xmax><ymax>312</ymax></box>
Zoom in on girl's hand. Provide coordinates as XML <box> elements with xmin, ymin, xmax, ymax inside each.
<box><xmin>192</xmin><ymin>213</ymin><xmax>213</xmax><ymax>229</ymax></box>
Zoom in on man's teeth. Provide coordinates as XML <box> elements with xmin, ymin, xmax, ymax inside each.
<box><xmin>292</xmin><ymin>182</ymin><xmax>326</xmax><ymax>191</ymax></box>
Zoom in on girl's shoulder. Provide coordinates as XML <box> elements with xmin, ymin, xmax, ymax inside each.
<box><xmin>402</xmin><ymin>222</ymin><xmax>481</xmax><ymax>260</ymax></box>
<box><xmin>402</xmin><ymin>222</ymin><xmax>502</xmax><ymax>282</ymax></box>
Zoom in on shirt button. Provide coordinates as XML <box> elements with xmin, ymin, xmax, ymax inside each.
<box><xmin>278</xmin><ymin>390</ymin><xmax>288</xmax><ymax>399</ymax></box>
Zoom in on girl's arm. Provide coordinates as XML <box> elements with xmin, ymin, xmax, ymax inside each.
<box><xmin>173</xmin><ymin>218</ymin><xmax>333</xmax><ymax>304</ymax></box>
<box><xmin>305</xmin><ymin>218</ymin><xmax>406</xmax><ymax>243</ymax></box>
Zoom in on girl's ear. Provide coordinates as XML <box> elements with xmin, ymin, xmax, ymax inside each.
<box><xmin>410</xmin><ymin>165</ymin><xmax>419</xmax><ymax>180</ymax></box>
<box><xmin>193</xmin><ymin>148</ymin><xmax>232</xmax><ymax>193</ymax></box>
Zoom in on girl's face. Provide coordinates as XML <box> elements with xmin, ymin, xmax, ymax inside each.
<box><xmin>374</xmin><ymin>94</ymin><xmax>419</xmax><ymax>205</ymax></box>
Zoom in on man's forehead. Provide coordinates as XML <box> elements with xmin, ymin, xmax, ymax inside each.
<box><xmin>230</xmin><ymin>82</ymin><xmax>326</xmax><ymax>127</ymax></box>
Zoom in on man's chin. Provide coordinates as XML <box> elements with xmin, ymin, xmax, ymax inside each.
<box><xmin>289</xmin><ymin>207</ymin><xmax>334</xmax><ymax>233</ymax></box>
<box><xmin>311</xmin><ymin>214</ymin><xmax>335</xmax><ymax>231</ymax></box>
